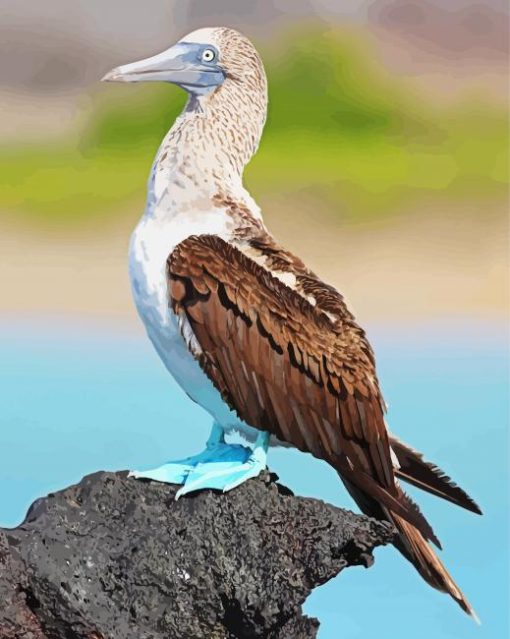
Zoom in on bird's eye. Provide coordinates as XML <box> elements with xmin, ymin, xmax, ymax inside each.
<box><xmin>202</xmin><ymin>48</ymin><xmax>216</xmax><ymax>63</ymax></box>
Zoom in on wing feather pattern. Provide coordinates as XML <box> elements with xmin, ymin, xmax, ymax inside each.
<box><xmin>167</xmin><ymin>234</ymin><xmax>438</xmax><ymax>543</ymax></box>
<box><xmin>389</xmin><ymin>435</ymin><xmax>482</xmax><ymax>514</ymax></box>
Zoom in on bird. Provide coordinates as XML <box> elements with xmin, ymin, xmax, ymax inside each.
<box><xmin>102</xmin><ymin>27</ymin><xmax>481</xmax><ymax>619</ymax></box>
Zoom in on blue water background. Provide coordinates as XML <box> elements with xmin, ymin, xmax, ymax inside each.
<box><xmin>0</xmin><ymin>315</ymin><xmax>508</xmax><ymax>638</ymax></box>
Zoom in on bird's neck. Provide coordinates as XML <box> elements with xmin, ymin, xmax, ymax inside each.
<box><xmin>147</xmin><ymin>80</ymin><xmax>267</xmax><ymax>220</ymax></box>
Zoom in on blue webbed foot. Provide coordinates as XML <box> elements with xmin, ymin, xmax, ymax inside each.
<box><xmin>128</xmin><ymin>441</ymin><xmax>250</xmax><ymax>485</ymax></box>
<box><xmin>175</xmin><ymin>438</ymin><xmax>268</xmax><ymax>499</ymax></box>
<box><xmin>129</xmin><ymin>424</ymin><xmax>270</xmax><ymax>500</ymax></box>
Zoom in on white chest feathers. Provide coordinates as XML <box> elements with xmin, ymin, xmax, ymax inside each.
<box><xmin>128</xmin><ymin>208</ymin><xmax>261</xmax><ymax>438</ymax></box>
<box><xmin>129</xmin><ymin>210</ymin><xmax>232</xmax><ymax>328</ymax></box>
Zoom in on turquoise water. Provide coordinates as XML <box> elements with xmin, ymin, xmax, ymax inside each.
<box><xmin>0</xmin><ymin>315</ymin><xmax>508</xmax><ymax>638</ymax></box>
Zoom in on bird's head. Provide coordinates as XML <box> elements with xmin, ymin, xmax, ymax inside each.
<box><xmin>101</xmin><ymin>27</ymin><xmax>266</xmax><ymax>101</ymax></box>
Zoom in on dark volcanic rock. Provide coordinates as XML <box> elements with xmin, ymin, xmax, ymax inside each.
<box><xmin>0</xmin><ymin>530</ymin><xmax>48</xmax><ymax>639</ymax></box>
<box><xmin>0</xmin><ymin>471</ymin><xmax>394</xmax><ymax>639</ymax></box>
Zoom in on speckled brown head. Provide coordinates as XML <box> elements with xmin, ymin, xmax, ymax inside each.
<box><xmin>206</xmin><ymin>27</ymin><xmax>267</xmax><ymax>100</ymax></box>
<box><xmin>102</xmin><ymin>27</ymin><xmax>265</xmax><ymax>95</ymax></box>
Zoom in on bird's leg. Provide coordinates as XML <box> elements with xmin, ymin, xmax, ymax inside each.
<box><xmin>175</xmin><ymin>430</ymin><xmax>270</xmax><ymax>499</ymax></box>
<box><xmin>129</xmin><ymin>422</ymin><xmax>251</xmax><ymax>485</ymax></box>
<box><xmin>205</xmin><ymin>421</ymin><xmax>225</xmax><ymax>447</ymax></box>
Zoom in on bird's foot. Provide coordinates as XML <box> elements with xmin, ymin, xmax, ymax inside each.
<box><xmin>128</xmin><ymin>442</ymin><xmax>251</xmax><ymax>486</ymax></box>
<box><xmin>129</xmin><ymin>425</ymin><xmax>270</xmax><ymax>499</ymax></box>
<box><xmin>175</xmin><ymin>443</ymin><xmax>267</xmax><ymax>499</ymax></box>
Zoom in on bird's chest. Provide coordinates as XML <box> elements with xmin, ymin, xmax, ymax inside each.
<box><xmin>129</xmin><ymin>209</ymin><xmax>231</xmax><ymax>324</ymax></box>
<box><xmin>128</xmin><ymin>209</ymin><xmax>240</xmax><ymax>413</ymax></box>
<box><xmin>128</xmin><ymin>211</ymin><xmax>262</xmax><ymax>442</ymax></box>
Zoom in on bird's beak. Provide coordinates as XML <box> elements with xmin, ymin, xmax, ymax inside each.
<box><xmin>101</xmin><ymin>44</ymin><xmax>188</xmax><ymax>84</ymax></box>
<box><xmin>101</xmin><ymin>43</ymin><xmax>224</xmax><ymax>92</ymax></box>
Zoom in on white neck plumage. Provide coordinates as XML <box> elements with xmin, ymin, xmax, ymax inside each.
<box><xmin>145</xmin><ymin>77</ymin><xmax>267</xmax><ymax>221</ymax></box>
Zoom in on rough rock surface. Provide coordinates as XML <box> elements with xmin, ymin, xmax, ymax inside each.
<box><xmin>0</xmin><ymin>471</ymin><xmax>394</xmax><ymax>639</ymax></box>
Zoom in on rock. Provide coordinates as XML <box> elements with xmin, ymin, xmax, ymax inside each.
<box><xmin>0</xmin><ymin>529</ymin><xmax>48</xmax><ymax>639</ymax></box>
<box><xmin>0</xmin><ymin>471</ymin><xmax>394</xmax><ymax>639</ymax></box>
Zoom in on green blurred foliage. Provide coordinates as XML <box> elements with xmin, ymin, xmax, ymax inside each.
<box><xmin>0</xmin><ymin>27</ymin><xmax>507</xmax><ymax>225</ymax></box>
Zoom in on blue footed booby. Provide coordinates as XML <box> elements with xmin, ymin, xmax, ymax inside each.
<box><xmin>102</xmin><ymin>27</ymin><xmax>481</xmax><ymax>618</ymax></box>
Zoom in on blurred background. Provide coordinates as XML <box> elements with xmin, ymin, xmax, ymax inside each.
<box><xmin>0</xmin><ymin>1</ymin><xmax>508</xmax><ymax>638</ymax></box>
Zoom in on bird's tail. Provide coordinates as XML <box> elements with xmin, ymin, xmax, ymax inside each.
<box><xmin>389</xmin><ymin>435</ymin><xmax>482</xmax><ymax>515</ymax></box>
<box><xmin>342</xmin><ymin>478</ymin><xmax>479</xmax><ymax>622</ymax></box>
<box><xmin>391</xmin><ymin>511</ymin><xmax>479</xmax><ymax>622</ymax></box>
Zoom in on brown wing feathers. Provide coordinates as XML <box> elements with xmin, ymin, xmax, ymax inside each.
<box><xmin>167</xmin><ymin>233</ymin><xmax>481</xmax><ymax>617</ymax></box>
<box><xmin>168</xmin><ymin>234</ymin><xmax>439</xmax><ymax>543</ymax></box>
<box><xmin>390</xmin><ymin>435</ymin><xmax>482</xmax><ymax>515</ymax></box>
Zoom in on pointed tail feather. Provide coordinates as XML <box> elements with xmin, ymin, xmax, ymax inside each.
<box><xmin>341</xmin><ymin>478</ymin><xmax>479</xmax><ymax>621</ymax></box>
<box><xmin>391</xmin><ymin>512</ymin><xmax>479</xmax><ymax>622</ymax></box>
<box><xmin>389</xmin><ymin>435</ymin><xmax>482</xmax><ymax>515</ymax></box>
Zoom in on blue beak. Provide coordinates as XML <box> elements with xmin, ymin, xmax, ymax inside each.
<box><xmin>101</xmin><ymin>42</ymin><xmax>225</xmax><ymax>94</ymax></box>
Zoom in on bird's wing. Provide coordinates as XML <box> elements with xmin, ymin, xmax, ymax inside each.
<box><xmin>168</xmin><ymin>234</ymin><xmax>437</xmax><ymax>542</ymax></box>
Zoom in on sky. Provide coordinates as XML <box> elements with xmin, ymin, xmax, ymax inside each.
<box><xmin>0</xmin><ymin>315</ymin><xmax>507</xmax><ymax>638</ymax></box>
